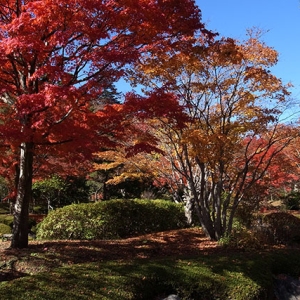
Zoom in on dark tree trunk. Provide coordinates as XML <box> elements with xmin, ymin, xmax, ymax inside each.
<box><xmin>102</xmin><ymin>172</ymin><xmax>109</xmax><ymax>200</ymax></box>
<box><xmin>11</xmin><ymin>142</ymin><xmax>34</xmax><ymax>249</ymax></box>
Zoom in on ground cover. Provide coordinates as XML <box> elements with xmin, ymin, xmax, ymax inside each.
<box><xmin>0</xmin><ymin>228</ymin><xmax>218</xmax><ymax>277</ymax></box>
<box><xmin>0</xmin><ymin>227</ymin><xmax>299</xmax><ymax>299</ymax></box>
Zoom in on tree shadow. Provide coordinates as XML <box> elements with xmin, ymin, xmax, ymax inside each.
<box><xmin>1</xmin><ymin>229</ymin><xmax>298</xmax><ymax>299</ymax></box>
<box><xmin>2</xmin><ymin>228</ymin><xmax>219</xmax><ymax>265</ymax></box>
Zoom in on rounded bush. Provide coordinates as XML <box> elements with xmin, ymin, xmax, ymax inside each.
<box><xmin>282</xmin><ymin>191</ymin><xmax>300</xmax><ymax>210</ymax></box>
<box><xmin>261</xmin><ymin>212</ymin><xmax>300</xmax><ymax>245</ymax></box>
<box><xmin>0</xmin><ymin>223</ymin><xmax>11</xmax><ymax>235</ymax></box>
<box><xmin>0</xmin><ymin>215</ymin><xmax>13</xmax><ymax>228</ymax></box>
<box><xmin>36</xmin><ymin>199</ymin><xmax>188</xmax><ymax>240</ymax></box>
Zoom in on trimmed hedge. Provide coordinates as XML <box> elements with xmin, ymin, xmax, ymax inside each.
<box><xmin>36</xmin><ymin>199</ymin><xmax>188</xmax><ymax>240</ymax></box>
<box><xmin>257</xmin><ymin>212</ymin><xmax>300</xmax><ymax>245</ymax></box>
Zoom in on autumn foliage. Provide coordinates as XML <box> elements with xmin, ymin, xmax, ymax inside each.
<box><xmin>0</xmin><ymin>1</ymin><xmax>297</xmax><ymax>247</ymax></box>
<box><xmin>0</xmin><ymin>0</ymin><xmax>205</xmax><ymax>248</ymax></box>
<box><xmin>120</xmin><ymin>30</ymin><xmax>296</xmax><ymax>240</ymax></box>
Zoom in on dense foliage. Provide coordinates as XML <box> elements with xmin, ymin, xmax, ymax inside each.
<box><xmin>0</xmin><ymin>214</ymin><xmax>13</xmax><ymax>228</ymax></box>
<box><xmin>260</xmin><ymin>212</ymin><xmax>300</xmax><ymax>245</ymax></box>
<box><xmin>0</xmin><ymin>223</ymin><xmax>11</xmax><ymax>235</ymax></box>
<box><xmin>36</xmin><ymin>200</ymin><xmax>188</xmax><ymax>240</ymax></box>
<box><xmin>217</xmin><ymin>211</ymin><xmax>300</xmax><ymax>250</ymax></box>
<box><xmin>0</xmin><ymin>0</ymin><xmax>204</xmax><ymax>248</ymax></box>
<box><xmin>110</xmin><ymin>29</ymin><xmax>295</xmax><ymax>241</ymax></box>
<box><xmin>281</xmin><ymin>191</ymin><xmax>300</xmax><ymax>210</ymax></box>
<box><xmin>32</xmin><ymin>176</ymin><xmax>90</xmax><ymax>213</ymax></box>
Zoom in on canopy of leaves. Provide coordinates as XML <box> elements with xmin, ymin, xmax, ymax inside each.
<box><xmin>121</xmin><ymin>29</ymin><xmax>296</xmax><ymax>239</ymax></box>
<box><xmin>0</xmin><ymin>0</ymin><xmax>206</xmax><ymax>180</ymax></box>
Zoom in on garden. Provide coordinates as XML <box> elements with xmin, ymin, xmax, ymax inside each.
<box><xmin>1</xmin><ymin>200</ymin><xmax>300</xmax><ymax>299</ymax></box>
<box><xmin>0</xmin><ymin>0</ymin><xmax>299</xmax><ymax>299</ymax></box>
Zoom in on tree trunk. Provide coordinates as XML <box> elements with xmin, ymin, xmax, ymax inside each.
<box><xmin>185</xmin><ymin>181</ymin><xmax>217</xmax><ymax>240</ymax></box>
<box><xmin>183</xmin><ymin>188</ymin><xmax>194</xmax><ymax>225</ymax></box>
<box><xmin>197</xmin><ymin>203</ymin><xmax>217</xmax><ymax>240</ymax></box>
<box><xmin>11</xmin><ymin>142</ymin><xmax>34</xmax><ymax>249</ymax></box>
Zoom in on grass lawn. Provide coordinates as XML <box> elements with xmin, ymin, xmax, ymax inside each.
<box><xmin>0</xmin><ymin>228</ymin><xmax>299</xmax><ymax>299</ymax></box>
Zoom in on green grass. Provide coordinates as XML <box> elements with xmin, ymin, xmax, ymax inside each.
<box><xmin>1</xmin><ymin>249</ymin><xmax>298</xmax><ymax>300</ymax></box>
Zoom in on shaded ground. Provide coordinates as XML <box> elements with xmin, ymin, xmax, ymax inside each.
<box><xmin>0</xmin><ymin>228</ymin><xmax>220</xmax><ymax>281</ymax></box>
<box><xmin>1</xmin><ymin>228</ymin><xmax>300</xmax><ymax>299</ymax></box>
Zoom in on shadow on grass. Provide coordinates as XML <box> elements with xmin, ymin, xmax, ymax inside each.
<box><xmin>1</xmin><ymin>228</ymin><xmax>219</xmax><ymax>267</ymax></box>
<box><xmin>0</xmin><ymin>259</ymin><xmax>234</xmax><ymax>300</ymax></box>
<box><xmin>1</xmin><ymin>228</ymin><xmax>300</xmax><ymax>299</ymax></box>
<box><xmin>0</xmin><ymin>253</ymin><xmax>282</xmax><ymax>300</ymax></box>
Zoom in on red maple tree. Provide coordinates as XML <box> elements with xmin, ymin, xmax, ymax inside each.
<box><xmin>0</xmin><ymin>0</ymin><xmax>206</xmax><ymax>248</ymax></box>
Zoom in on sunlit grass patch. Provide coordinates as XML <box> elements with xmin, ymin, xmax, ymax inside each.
<box><xmin>0</xmin><ymin>253</ymin><xmax>277</xmax><ymax>300</ymax></box>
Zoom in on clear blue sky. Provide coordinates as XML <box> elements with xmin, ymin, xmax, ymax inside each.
<box><xmin>118</xmin><ymin>0</ymin><xmax>300</xmax><ymax>104</ymax></box>
<box><xmin>197</xmin><ymin>0</ymin><xmax>300</xmax><ymax>100</ymax></box>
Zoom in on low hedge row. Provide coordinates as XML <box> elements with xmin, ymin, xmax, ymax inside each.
<box><xmin>36</xmin><ymin>199</ymin><xmax>188</xmax><ymax>240</ymax></box>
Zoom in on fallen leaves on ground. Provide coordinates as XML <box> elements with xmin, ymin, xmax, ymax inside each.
<box><xmin>0</xmin><ymin>228</ymin><xmax>220</xmax><ymax>281</ymax></box>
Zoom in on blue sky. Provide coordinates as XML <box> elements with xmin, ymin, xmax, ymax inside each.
<box><xmin>118</xmin><ymin>0</ymin><xmax>300</xmax><ymax>104</ymax></box>
<box><xmin>197</xmin><ymin>0</ymin><xmax>300</xmax><ymax>100</ymax></box>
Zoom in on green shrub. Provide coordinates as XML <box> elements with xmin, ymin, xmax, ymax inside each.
<box><xmin>0</xmin><ymin>202</ymin><xmax>9</xmax><ymax>214</ymax></box>
<box><xmin>36</xmin><ymin>199</ymin><xmax>187</xmax><ymax>240</ymax></box>
<box><xmin>0</xmin><ymin>215</ymin><xmax>36</xmax><ymax>230</ymax></box>
<box><xmin>219</xmin><ymin>219</ymin><xmax>264</xmax><ymax>250</ymax></box>
<box><xmin>28</xmin><ymin>217</ymin><xmax>37</xmax><ymax>230</ymax></box>
<box><xmin>282</xmin><ymin>191</ymin><xmax>300</xmax><ymax>210</ymax></box>
<box><xmin>32</xmin><ymin>206</ymin><xmax>46</xmax><ymax>214</ymax></box>
<box><xmin>0</xmin><ymin>215</ymin><xmax>13</xmax><ymax>227</ymax></box>
<box><xmin>259</xmin><ymin>212</ymin><xmax>300</xmax><ymax>245</ymax></box>
<box><xmin>0</xmin><ymin>223</ymin><xmax>11</xmax><ymax>235</ymax></box>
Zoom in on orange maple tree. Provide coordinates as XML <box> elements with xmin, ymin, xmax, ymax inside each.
<box><xmin>93</xmin><ymin>89</ymin><xmax>185</xmax><ymax>199</ymax></box>
<box><xmin>125</xmin><ymin>30</ymin><xmax>296</xmax><ymax>240</ymax></box>
<box><xmin>0</xmin><ymin>0</ymin><xmax>205</xmax><ymax>248</ymax></box>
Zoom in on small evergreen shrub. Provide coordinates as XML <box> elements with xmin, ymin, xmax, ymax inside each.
<box><xmin>0</xmin><ymin>223</ymin><xmax>11</xmax><ymax>235</ymax></box>
<box><xmin>32</xmin><ymin>206</ymin><xmax>46</xmax><ymax>214</ymax></box>
<box><xmin>36</xmin><ymin>204</ymin><xmax>104</xmax><ymax>240</ymax></box>
<box><xmin>28</xmin><ymin>217</ymin><xmax>37</xmax><ymax>231</ymax></box>
<box><xmin>36</xmin><ymin>199</ymin><xmax>187</xmax><ymax>240</ymax></box>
